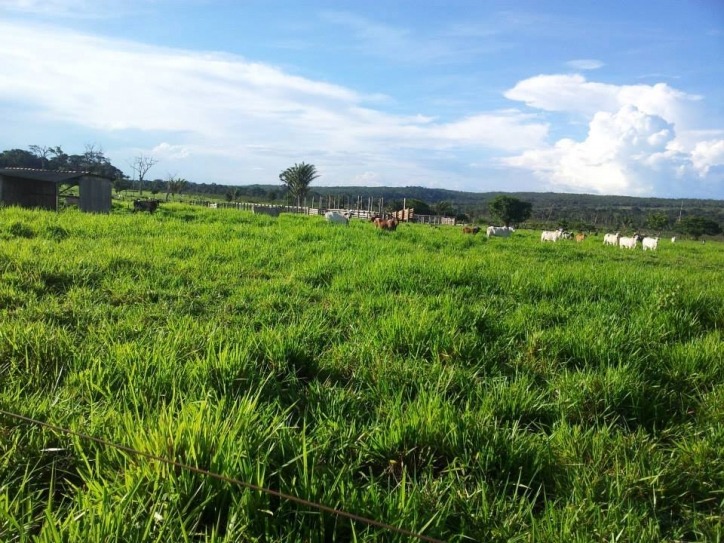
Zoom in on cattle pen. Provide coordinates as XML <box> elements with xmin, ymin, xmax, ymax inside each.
<box><xmin>189</xmin><ymin>199</ymin><xmax>457</xmax><ymax>225</ymax></box>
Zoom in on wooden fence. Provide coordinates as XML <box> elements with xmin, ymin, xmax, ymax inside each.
<box><xmin>189</xmin><ymin>200</ymin><xmax>320</xmax><ymax>215</ymax></box>
<box><xmin>188</xmin><ymin>200</ymin><xmax>456</xmax><ymax>225</ymax></box>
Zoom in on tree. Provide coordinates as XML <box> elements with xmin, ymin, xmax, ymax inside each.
<box><xmin>676</xmin><ymin>216</ymin><xmax>722</xmax><ymax>240</ymax></box>
<box><xmin>165</xmin><ymin>175</ymin><xmax>189</xmax><ymax>201</ymax></box>
<box><xmin>279</xmin><ymin>162</ymin><xmax>319</xmax><ymax>206</ymax></box>
<box><xmin>29</xmin><ymin>145</ymin><xmax>54</xmax><ymax>169</ymax></box>
<box><xmin>113</xmin><ymin>177</ymin><xmax>132</xmax><ymax>194</ymax></box>
<box><xmin>647</xmin><ymin>212</ymin><xmax>669</xmax><ymax>231</ymax></box>
<box><xmin>488</xmin><ymin>195</ymin><xmax>532</xmax><ymax>227</ymax></box>
<box><xmin>434</xmin><ymin>201</ymin><xmax>453</xmax><ymax>217</ymax></box>
<box><xmin>0</xmin><ymin>148</ymin><xmax>41</xmax><ymax>168</ymax></box>
<box><xmin>389</xmin><ymin>198</ymin><xmax>431</xmax><ymax>215</ymax></box>
<box><xmin>130</xmin><ymin>154</ymin><xmax>158</xmax><ymax>195</ymax></box>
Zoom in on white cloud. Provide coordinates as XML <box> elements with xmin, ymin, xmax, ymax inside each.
<box><xmin>501</xmin><ymin>74</ymin><xmax>722</xmax><ymax>196</ymax></box>
<box><xmin>565</xmin><ymin>59</ymin><xmax>604</xmax><ymax>70</ymax></box>
<box><xmin>503</xmin><ymin>105</ymin><xmax>701</xmax><ymax>195</ymax></box>
<box><xmin>430</xmin><ymin>111</ymin><xmax>548</xmax><ymax>150</ymax></box>
<box><xmin>0</xmin><ymin>20</ymin><xmax>548</xmax><ymax>186</ymax></box>
<box><xmin>505</xmin><ymin>74</ymin><xmax>699</xmax><ymax>130</ymax></box>
<box><xmin>691</xmin><ymin>139</ymin><xmax>724</xmax><ymax>176</ymax></box>
<box><xmin>151</xmin><ymin>142</ymin><xmax>191</xmax><ymax>160</ymax></box>
<box><xmin>0</xmin><ymin>20</ymin><xmax>720</xmax><ymax>197</ymax></box>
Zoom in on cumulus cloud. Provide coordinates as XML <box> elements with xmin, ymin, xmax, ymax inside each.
<box><xmin>691</xmin><ymin>139</ymin><xmax>724</xmax><ymax>176</ymax></box>
<box><xmin>504</xmin><ymin>106</ymin><xmax>679</xmax><ymax>194</ymax></box>
<box><xmin>502</xmin><ymin>74</ymin><xmax>721</xmax><ymax>196</ymax></box>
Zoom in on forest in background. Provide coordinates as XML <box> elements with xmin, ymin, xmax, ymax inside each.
<box><xmin>174</xmin><ymin>182</ymin><xmax>724</xmax><ymax>234</ymax></box>
<box><xmin>1</xmin><ymin>146</ymin><xmax>722</xmax><ymax>233</ymax></box>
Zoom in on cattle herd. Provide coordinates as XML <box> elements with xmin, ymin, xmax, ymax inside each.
<box><xmin>600</xmin><ymin>231</ymin><xmax>660</xmax><ymax>250</ymax></box>
<box><xmin>539</xmin><ymin>228</ymin><xmax>661</xmax><ymax>250</ymax></box>
<box><xmin>165</xmin><ymin>204</ymin><xmax>673</xmax><ymax>251</ymax></box>
<box><xmin>481</xmin><ymin>225</ymin><xmax>664</xmax><ymax>251</ymax></box>
<box><xmin>320</xmin><ymin>214</ymin><xmax>667</xmax><ymax>250</ymax></box>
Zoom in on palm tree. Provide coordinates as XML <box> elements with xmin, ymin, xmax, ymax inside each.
<box><xmin>165</xmin><ymin>177</ymin><xmax>189</xmax><ymax>201</ymax></box>
<box><xmin>279</xmin><ymin>162</ymin><xmax>319</xmax><ymax>206</ymax></box>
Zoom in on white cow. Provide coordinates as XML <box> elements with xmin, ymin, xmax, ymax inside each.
<box><xmin>671</xmin><ymin>236</ymin><xmax>676</xmax><ymax>243</ymax></box>
<box><xmin>603</xmin><ymin>232</ymin><xmax>620</xmax><ymax>246</ymax></box>
<box><xmin>324</xmin><ymin>211</ymin><xmax>350</xmax><ymax>226</ymax></box>
<box><xmin>541</xmin><ymin>229</ymin><xmax>562</xmax><ymax>242</ymax></box>
<box><xmin>487</xmin><ymin>226</ymin><xmax>513</xmax><ymax>238</ymax></box>
<box><xmin>642</xmin><ymin>237</ymin><xmax>659</xmax><ymax>251</ymax></box>
<box><xmin>619</xmin><ymin>235</ymin><xmax>641</xmax><ymax>249</ymax></box>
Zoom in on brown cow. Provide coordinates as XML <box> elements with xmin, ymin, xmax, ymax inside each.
<box><xmin>462</xmin><ymin>226</ymin><xmax>481</xmax><ymax>234</ymax></box>
<box><xmin>373</xmin><ymin>217</ymin><xmax>398</xmax><ymax>231</ymax></box>
<box><xmin>575</xmin><ymin>233</ymin><xmax>586</xmax><ymax>242</ymax></box>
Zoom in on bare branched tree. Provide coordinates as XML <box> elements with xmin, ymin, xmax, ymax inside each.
<box><xmin>29</xmin><ymin>145</ymin><xmax>52</xmax><ymax>169</ymax></box>
<box><xmin>130</xmin><ymin>154</ymin><xmax>158</xmax><ymax>195</ymax></box>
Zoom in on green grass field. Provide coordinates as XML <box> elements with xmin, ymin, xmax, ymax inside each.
<box><xmin>1</xmin><ymin>204</ymin><xmax>722</xmax><ymax>542</ymax></box>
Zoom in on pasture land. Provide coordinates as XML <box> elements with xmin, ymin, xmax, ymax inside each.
<box><xmin>1</xmin><ymin>204</ymin><xmax>722</xmax><ymax>542</ymax></box>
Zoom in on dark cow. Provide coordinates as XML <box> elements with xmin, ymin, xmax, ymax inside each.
<box><xmin>462</xmin><ymin>226</ymin><xmax>481</xmax><ymax>234</ymax></box>
<box><xmin>133</xmin><ymin>199</ymin><xmax>160</xmax><ymax>213</ymax></box>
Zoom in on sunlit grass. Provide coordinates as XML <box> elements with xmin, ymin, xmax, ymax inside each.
<box><xmin>1</xmin><ymin>204</ymin><xmax>722</xmax><ymax>542</ymax></box>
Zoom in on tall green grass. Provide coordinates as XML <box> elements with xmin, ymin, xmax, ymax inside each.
<box><xmin>1</xmin><ymin>204</ymin><xmax>722</xmax><ymax>542</ymax></box>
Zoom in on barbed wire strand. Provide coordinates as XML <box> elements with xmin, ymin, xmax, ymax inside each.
<box><xmin>0</xmin><ymin>409</ymin><xmax>445</xmax><ymax>543</ymax></box>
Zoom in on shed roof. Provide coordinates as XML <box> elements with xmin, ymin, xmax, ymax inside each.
<box><xmin>0</xmin><ymin>168</ymin><xmax>110</xmax><ymax>183</ymax></box>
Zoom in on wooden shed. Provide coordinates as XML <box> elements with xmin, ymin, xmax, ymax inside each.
<box><xmin>0</xmin><ymin>168</ymin><xmax>113</xmax><ymax>213</ymax></box>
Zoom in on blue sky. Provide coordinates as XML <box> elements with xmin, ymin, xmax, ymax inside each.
<box><xmin>1</xmin><ymin>0</ymin><xmax>722</xmax><ymax>198</ymax></box>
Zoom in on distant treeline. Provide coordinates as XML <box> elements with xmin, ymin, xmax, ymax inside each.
<box><xmin>2</xmin><ymin>146</ymin><xmax>721</xmax><ymax>232</ymax></box>
<box><xmin>176</xmin><ymin>182</ymin><xmax>723</xmax><ymax>233</ymax></box>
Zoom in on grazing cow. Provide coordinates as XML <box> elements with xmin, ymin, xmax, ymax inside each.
<box><xmin>642</xmin><ymin>237</ymin><xmax>659</xmax><ymax>251</ymax></box>
<box><xmin>575</xmin><ymin>233</ymin><xmax>586</xmax><ymax>242</ymax></box>
<box><xmin>486</xmin><ymin>226</ymin><xmax>513</xmax><ymax>238</ymax></box>
<box><xmin>541</xmin><ymin>229</ymin><xmax>563</xmax><ymax>242</ymax></box>
<box><xmin>603</xmin><ymin>232</ymin><xmax>620</xmax><ymax>246</ymax></box>
<box><xmin>373</xmin><ymin>217</ymin><xmax>398</xmax><ymax>231</ymax></box>
<box><xmin>462</xmin><ymin>226</ymin><xmax>481</xmax><ymax>234</ymax></box>
<box><xmin>671</xmin><ymin>236</ymin><xmax>676</xmax><ymax>243</ymax></box>
<box><xmin>560</xmin><ymin>231</ymin><xmax>573</xmax><ymax>240</ymax></box>
<box><xmin>619</xmin><ymin>234</ymin><xmax>643</xmax><ymax>249</ymax></box>
<box><xmin>324</xmin><ymin>211</ymin><xmax>350</xmax><ymax>225</ymax></box>
<box><xmin>133</xmin><ymin>199</ymin><xmax>160</xmax><ymax>213</ymax></box>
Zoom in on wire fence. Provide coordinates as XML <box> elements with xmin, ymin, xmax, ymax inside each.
<box><xmin>0</xmin><ymin>408</ymin><xmax>446</xmax><ymax>543</ymax></box>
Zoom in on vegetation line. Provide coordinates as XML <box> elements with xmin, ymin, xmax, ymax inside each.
<box><xmin>0</xmin><ymin>409</ymin><xmax>447</xmax><ymax>543</ymax></box>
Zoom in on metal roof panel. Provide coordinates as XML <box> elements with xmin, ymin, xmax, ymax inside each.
<box><xmin>0</xmin><ymin>168</ymin><xmax>108</xmax><ymax>183</ymax></box>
